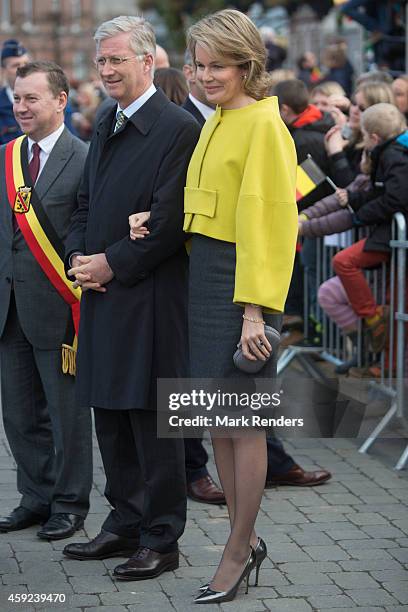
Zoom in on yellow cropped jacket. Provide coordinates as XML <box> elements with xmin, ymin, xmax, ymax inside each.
<box><xmin>184</xmin><ymin>97</ymin><xmax>298</xmax><ymax>313</ymax></box>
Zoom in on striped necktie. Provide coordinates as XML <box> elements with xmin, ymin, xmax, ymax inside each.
<box><xmin>114</xmin><ymin>110</ymin><xmax>126</xmax><ymax>132</ymax></box>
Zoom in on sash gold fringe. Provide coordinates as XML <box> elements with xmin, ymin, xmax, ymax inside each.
<box><xmin>62</xmin><ymin>335</ymin><xmax>78</xmax><ymax>376</ymax></box>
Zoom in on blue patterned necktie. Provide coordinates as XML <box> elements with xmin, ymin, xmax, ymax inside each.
<box><xmin>114</xmin><ymin>110</ymin><xmax>126</xmax><ymax>132</ymax></box>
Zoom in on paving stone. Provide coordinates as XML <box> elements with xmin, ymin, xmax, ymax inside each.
<box><xmin>329</xmin><ymin>571</ymin><xmax>380</xmax><ymax>589</ymax></box>
<box><xmin>382</xmin><ymin>581</ymin><xmax>408</xmax><ymax>604</ymax></box>
<box><xmin>260</xmin><ymin>598</ymin><xmax>312</xmax><ymax>611</ymax></box>
<box><xmin>363</xmin><ymin>526</ymin><xmax>405</xmax><ymax>539</ymax></box>
<box><xmin>279</xmin><ymin>561</ymin><xmax>341</xmax><ymax>574</ymax></box>
<box><xmin>69</xmin><ymin>576</ymin><xmax>117</xmax><ymax>594</ymax></box>
<box><xmin>392</xmin><ymin>520</ymin><xmax>408</xmax><ymax>534</ymax></box>
<box><xmin>220</xmin><ymin>599</ymin><xmax>267</xmax><ymax>611</ymax></box>
<box><xmin>347</xmin><ymin>548</ymin><xmax>394</xmax><ymax>560</ymax></box>
<box><xmin>0</xmin><ymin>557</ymin><xmax>19</xmax><ymax>573</ymax></box>
<box><xmin>318</xmin><ymin>608</ymin><xmax>385</xmax><ymax>611</ymax></box>
<box><xmin>275</xmin><ymin>584</ymin><xmax>341</xmax><ymax>597</ymax></box>
<box><xmin>321</xmin><ymin>493</ymin><xmax>362</xmax><ymax>505</ymax></box>
<box><xmin>169</xmin><ymin>596</ymin><xmax>220</xmax><ymax>612</ymax></box>
<box><xmin>100</xmin><ymin>590</ymin><xmax>164</xmax><ymax>605</ymax></box>
<box><xmin>325</xmin><ymin>529</ymin><xmax>370</xmax><ymax>540</ymax></box>
<box><xmin>340</xmin><ymin>559</ymin><xmax>404</xmax><ymax>572</ymax></box>
<box><xmin>85</xmin><ymin>606</ymin><xmax>129</xmax><ymax>612</ymax></box>
<box><xmin>340</xmin><ymin>539</ymin><xmax>400</xmax><ymax>550</ymax></box>
<box><xmin>300</xmin><ymin>521</ymin><xmax>360</xmax><ymax>532</ymax></box>
<box><xmin>347</xmin><ymin>588</ymin><xmax>400</xmax><ymax>605</ymax></box>
<box><xmin>66</xmin><ymin>595</ymin><xmax>100</xmax><ymax>607</ymax></box>
<box><xmin>290</xmin><ymin>531</ymin><xmax>334</xmax><ymax>546</ymax></box>
<box><xmin>390</xmin><ymin>548</ymin><xmax>408</xmax><ymax>563</ymax></box>
<box><xmin>371</xmin><ymin>569</ymin><xmax>408</xmax><ymax>584</ymax></box>
<box><xmin>247</xmin><ymin>586</ymin><xmax>278</xmax><ymax>598</ymax></box>
<box><xmin>283</xmin><ymin>572</ymin><xmax>333</xmax><ymax>585</ymax></box>
<box><xmin>364</xmin><ymin>505</ymin><xmax>408</xmax><ymax>520</ymax></box>
<box><xmin>307</xmin><ymin>513</ymin><xmax>349</xmax><ymax>523</ymax></box>
<box><xmin>268</xmin><ymin>543</ymin><xmax>311</xmax><ymax>563</ymax></box>
<box><xmin>264</xmin><ymin>511</ymin><xmax>309</xmax><ymax>524</ymax></box>
<box><xmin>61</xmin><ymin>560</ymin><xmax>108</xmax><ymax>576</ymax></box>
<box><xmin>347</xmin><ymin>512</ymin><xmax>388</xmax><ymax>526</ymax></box>
<box><xmin>307</xmin><ymin>594</ymin><xmax>355</xmax><ymax>608</ymax></box>
<box><xmin>303</xmin><ymin>545</ymin><xmax>350</xmax><ymax>561</ymax></box>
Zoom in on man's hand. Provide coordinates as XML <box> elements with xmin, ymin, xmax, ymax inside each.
<box><xmin>68</xmin><ymin>253</ymin><xmax>114</xmax><ymax>292</ymax></box>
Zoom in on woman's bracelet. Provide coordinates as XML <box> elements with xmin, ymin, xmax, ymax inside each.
<box><xmin>243</xmin><ymin>314</ymin><xmax>265</xmax><ymax>324</ymax></box>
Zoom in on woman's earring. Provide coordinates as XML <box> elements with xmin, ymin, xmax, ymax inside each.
<box><xmin>242</xmin><ymin>74</ymin><xmax>247</xmax><ymax>80</ymax></box>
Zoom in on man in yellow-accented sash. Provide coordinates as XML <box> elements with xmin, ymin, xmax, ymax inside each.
<box><xmin>0</xmin><ymin>61</ymin><xmax>92</xmax><ymax>540</ymax></box>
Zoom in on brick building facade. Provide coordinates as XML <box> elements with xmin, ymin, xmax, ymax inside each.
<box><xmin>0</xmin><ymin>0</ymin><xmax>139</xmax><ymax>81</ymax></box>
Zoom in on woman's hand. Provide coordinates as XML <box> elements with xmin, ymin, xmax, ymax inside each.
<box><xmin>129</xmin><ymin>211</ymin><xmax>150</xmax><ymax>240</ymax></box>
<box><xmin>240</xmin><ymin>305</ymin><xmax>272</xmax><ymax>361</ymax></box>
<box><xmin>324</xmin><ymin>125</ymin><xmax>346</xmax><ymax>155</ymax></box>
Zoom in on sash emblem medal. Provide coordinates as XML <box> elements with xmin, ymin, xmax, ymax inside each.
<box><xmin>13</xmin><ymin>185</ymin><xmax>32</xmax><ymax>214</ymax></box>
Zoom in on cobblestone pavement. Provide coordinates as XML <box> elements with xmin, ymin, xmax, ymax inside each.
<box><xmin>1</xmin><ymin>420</ymin><xmax>408</xmax><ymax>611</ymax></box>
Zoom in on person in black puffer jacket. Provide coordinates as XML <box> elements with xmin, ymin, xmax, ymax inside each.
<box><xmin>331</xmin><ymin>103</ymin><xmax>408</xmax><ymax>353</ymax></box>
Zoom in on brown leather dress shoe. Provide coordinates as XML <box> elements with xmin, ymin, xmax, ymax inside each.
<box><xmin>63</xmin><ymin>530</ymin><xmax>139</xmax><ymax>560</ymax></box>
<box><xmin>187</xmin><ymin>475</ymin><xmax>226</xmax><ymax>505</ymax></box>
<box><xmin>113</xmin><ymin>546</ymin><xmax>179</xmax><ymax>580</ymax></box>
<box><xmin>266</xmin><ymin>464</ymin><xmax>331</xmax><ymax>487</ymax></box>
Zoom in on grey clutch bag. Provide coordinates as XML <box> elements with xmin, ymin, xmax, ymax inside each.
<box><xmin>233</xmin><ymin>325</ymin><xmax>281</xmax><ymax>373</ymax></box>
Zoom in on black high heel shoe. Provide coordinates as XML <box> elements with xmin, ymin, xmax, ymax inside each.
<box><xmin>198</xmin><ymin>536</ymin><xmax>267</xmax><ymax>592</ymax></box>
<box><xmin>194</xmin><ymin>549</ymin><xmax>256</xmax><ymax>604</ymax></box>
<box><xmin>253</xmin><ymin>537</ymin><xmax>267</xmax><ymax>586</ymax></box>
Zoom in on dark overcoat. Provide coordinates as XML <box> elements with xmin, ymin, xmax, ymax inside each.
<box><xmin>65</xmin><ymin>89</ymin><xmax>200</xmax><ymax>410</ymax></box>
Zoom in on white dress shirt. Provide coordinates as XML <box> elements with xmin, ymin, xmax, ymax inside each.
<box><xmin>118</xmin><ymin>83</ymin><xmax>157</xmax><ymax>119</ymax></box>
<box><xmin>27</xmin><ymin>123</ymin><xmax>65</xmax><ymax>183</ymax></box>
<box><xmin>188</xmin><ymin>93</ymin><xmax>215</xmax><ymax>121</ymax></box>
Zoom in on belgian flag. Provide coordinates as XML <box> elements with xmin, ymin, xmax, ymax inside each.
<box><xmin>296</xmin><ymin>155</ymin><xmax>331</xmax><ymax>202</ymax></box>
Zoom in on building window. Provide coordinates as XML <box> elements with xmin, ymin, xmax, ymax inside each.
<box><xmin>24</xmin><ymin>0</ymin><xmax>33</xmax><ymax>23</ymax></box>
<box><xmin>72</xmin><ymin>0</ymin><xmax>81</xmax><ymax>20</ymax></box>
<box><xmin>71</xmin><ymin>0</ymin><xmax>82</xmax><ymax>32</ymax></box>
<box><xmin>2</xmin><ymin>0</ymin><xmax>11</xmax><ymax>25</ymax></box>
<box><xmin>73</xmin><ymin>51</ymin><xmax>87</xmax><ymax>80</ymax></box>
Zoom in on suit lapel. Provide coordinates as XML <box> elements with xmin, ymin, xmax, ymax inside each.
<box><xmin>35</xmin><ymin>128</ymin><xmax>74</xmax><ymax>200</ymax></box>
<box><xmin>0</xmin><ymin>145</ymin><xmax>13</xmax><ymax>235</ymax></box>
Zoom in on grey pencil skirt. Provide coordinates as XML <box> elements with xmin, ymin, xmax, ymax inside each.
<box><xmin>189</xmin><ymin>234</ymin><xmax>282</xmax><ymax>381</ymax></box>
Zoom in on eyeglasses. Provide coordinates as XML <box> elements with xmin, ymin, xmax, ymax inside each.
<box><xmin>94</xmin><ymin>55</ymin><xmax>142</xmax><ymax>68</ymax></box>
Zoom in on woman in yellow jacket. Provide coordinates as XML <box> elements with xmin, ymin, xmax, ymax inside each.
<box><xmin>129</xmin><ymin>9</ymin><xmax>298</xmax><ymax>604</ymax></box>
<box><xmin>185</xmin><ymin>9</ymin><xmax>298</xmax><ymax>605</ymax></box>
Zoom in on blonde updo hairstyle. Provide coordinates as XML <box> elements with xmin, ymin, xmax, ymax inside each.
<box><xmin>187</xmin><ymin>9</ymin><xmax>272</xmax><ymax>101</ymax></box>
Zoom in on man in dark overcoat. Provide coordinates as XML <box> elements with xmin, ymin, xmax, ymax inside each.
<box><xmin>63</xmin><ymin>16</ymin><xmax>200</xmax><ymax>580</ymax></box>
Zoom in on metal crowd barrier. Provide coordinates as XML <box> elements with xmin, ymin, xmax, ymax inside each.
<box><xmin>277</xmin><ymin>214</ymin><xmax>408</xmax><ymax>469</ymax></box>
<box><xmin>359</xmin><ymin>213</ymin><xmax>408</xmax><ymax>469</ymax></box>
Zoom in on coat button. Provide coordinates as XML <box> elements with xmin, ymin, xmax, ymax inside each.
<box><xmin>5</xmin><ymin>277</ymin><xmax>11</xmax><ymax>283</ymax></box>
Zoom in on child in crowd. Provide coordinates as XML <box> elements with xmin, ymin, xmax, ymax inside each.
<box><xmin>301</xmin><ymin>103</ymin><xmax>408</xmax><ymax>355</ymax></box>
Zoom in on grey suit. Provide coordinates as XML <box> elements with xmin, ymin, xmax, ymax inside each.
<box><xmin>0</xmin><ymin>128</ymin><xmax>92</xmax><ymax>518</ymax></box>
